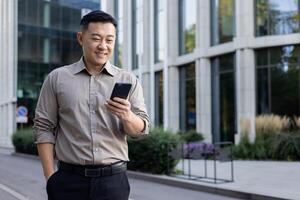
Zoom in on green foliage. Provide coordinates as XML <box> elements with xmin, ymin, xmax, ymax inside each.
<box><xmin>127</xmin><ymin>127</ymin><xmax>180</xmax><ymax>174</ymax></box>
<box><xmin>271</xmin><ymin>132</ymin><xmax>300</xmax><ymax>161</ymax></box>
<box><xmin>233</xmin><ymin>131</ymin><xmax>300</xmax><ymax>161</ymax></box>
<box><xmin>12</xmin><ymin>128</ymin><xmax>38</xmax><ymax>155</ymax></box>
<box><xmin>177</xmin><ymin>129</ymin><xmax>204</xmax><ymax>143</ymax></box>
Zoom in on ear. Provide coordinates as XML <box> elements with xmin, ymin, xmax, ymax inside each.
<box><xmin>77</xmin><ymin>32</ymin><xmax>83</xmax><ymax>46</ymax></box>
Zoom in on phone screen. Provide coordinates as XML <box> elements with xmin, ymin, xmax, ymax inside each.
<box><xmin>110</xmin><ymin>83</ymin><xmax>132</xmax><ymax>100</ymax></box>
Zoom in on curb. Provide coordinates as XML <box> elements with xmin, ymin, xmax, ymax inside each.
<box><xmin>3</xmin><ymin>151</ymin><xmax>290</xmax><ymax>200</ymax></box>
<box><xmin>127</xmin><ymin>171</ymin><xmax>289</xmax><ymax>200</ymax></box>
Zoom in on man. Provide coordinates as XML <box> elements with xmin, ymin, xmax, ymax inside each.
<box><xmin>33</xmin><ymin>10</ymin><xmax>149</xmax><ymax>200</ymax></box>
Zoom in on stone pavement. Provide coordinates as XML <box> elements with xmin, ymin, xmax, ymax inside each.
<box><xmin>128</xmin><ymin>160</ymin><xmax>300</xmax><ymax>200</ymax></box>
<box><xmin>1</xmin><ymin>147</ymin><xmax>299</xmax><ymax>200</ymax></box>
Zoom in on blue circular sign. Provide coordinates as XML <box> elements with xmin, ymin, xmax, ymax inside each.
<box><xmin>17</xmin><ymin>106</ymin><xmax>28</xmax><ymax>117</ymax></box>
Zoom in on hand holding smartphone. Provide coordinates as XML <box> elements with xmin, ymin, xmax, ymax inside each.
<box><xmin>110</xmin><ymin>83</ymin><xmax>132</xmax><ymax>100</ymax></box>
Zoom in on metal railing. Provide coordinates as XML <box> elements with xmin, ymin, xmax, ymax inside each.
<box><xmin>167</xmin><ymin>141</ymin><xmax>234</xmax><ymax>184</ymax></box>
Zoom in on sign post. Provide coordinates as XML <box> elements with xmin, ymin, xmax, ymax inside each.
<box><xmin>16</xmin><ymin>106</ymin><xmax>28</xmax><ymax>128</ymax></box>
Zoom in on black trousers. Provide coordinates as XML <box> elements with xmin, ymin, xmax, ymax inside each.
<box><xmin>46</xmin><ymin>169</ymin><xmax>130</xmax><ymax>200</ymax></box>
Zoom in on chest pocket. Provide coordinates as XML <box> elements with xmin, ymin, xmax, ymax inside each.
<box><xmin>57</xmin><ymin>78</ymin><xmax>89</xmax><ymax>111</ymax></box>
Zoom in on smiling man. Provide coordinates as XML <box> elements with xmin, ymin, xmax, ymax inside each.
<box><xmin>33</xmin><ymin>10</ymin><xmax>149</xmax><ymax>200</ymax></box>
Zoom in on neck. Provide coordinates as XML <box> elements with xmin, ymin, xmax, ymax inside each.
<box><xmin>83</xmin><ymin>58</ymin><xmax>106</xmax><ymax>76</ymax></box>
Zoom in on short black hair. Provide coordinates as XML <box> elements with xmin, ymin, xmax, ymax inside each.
<box><xmin>80</xmin><ymin>10</ymin><xmax>117</xmax><ymax>31</ymax></box>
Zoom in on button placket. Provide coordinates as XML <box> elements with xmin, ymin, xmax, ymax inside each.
<box><xmin>89</xmin><ymin>76</ymin><xmax>98</xmax><ymax>162</ymax></box>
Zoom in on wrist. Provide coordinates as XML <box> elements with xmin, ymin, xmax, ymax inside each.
<box><xmin>122</xmin><ymin>111</ymin><xmax>135</xmax><ymax>123</ymax></box>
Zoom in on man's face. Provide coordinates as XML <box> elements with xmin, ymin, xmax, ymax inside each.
<box><xmin>77</xmin><ymin>22</ymin><xmax>116</xmax><ymax>67</ymax></box>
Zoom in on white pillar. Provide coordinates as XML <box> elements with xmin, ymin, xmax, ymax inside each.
<box><xmin>235</xmin><ymin>0</ymin><xmax>256</xmax><ymax>143</ymax></box>
<box><xmin>0</xmin><ymin>0</ymin><xmax>17</xmax><ymax>148</ymax></box>
<box><xmin>163</xmin><ymin>0</ymin><xmax>169</xmax><ymax>129</ymax></box>
<box><xmin>196</xmin><ymin>0</ymin><xmax>212</xmax><ymax>142</ymax></box>
<box><xmin>149</xmin><ymin>0</ymin><xmax>155</xmax><ymax>124</ymax></box>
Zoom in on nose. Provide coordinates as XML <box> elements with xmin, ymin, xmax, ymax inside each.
<box><xmin>97</xmin><ymin>41</ymin><xmax>107</xmax><ymax>50</ymax></box>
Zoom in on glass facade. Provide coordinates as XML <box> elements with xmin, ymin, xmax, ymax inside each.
<box><xmin>114</xmin><ymin>0</ymin><xmax>123</xmax><ymax>67</ymax></box>
<box><xmin>17</xmin><ymin>0</ymin><xmax>100</xmax><ymax>125</ymax></box>
<box><xmin>179</xmin><ymin>0</ymin><xmax>196</xmax><ymax>55</ymax></box>
<box><xmin>154</xmin><ymin>0</ymin><xmax>165</xmax><ymax>63</ymax></box>
<box><xmin>155</xmin><ymin>71</ymin><xmax>164</xmax><ymax>126</ymax></box>
<box><xmin>179</xmin><ymin>63</ymin><xmax>196</xmax><ymax>130</ymax></box>
<box><xmin>211</xmin><ymin>54</ymin><xmax>236</xmax><ymax>143</ymax></box>
<box><xmin>211</xmin><ymin>0</ymin><xmax>235</xmax><ymax>45</ymax></box>
<box><xmin>132</xmin><ymin>0</ymin><xmax>143</xmax><ymax>69</ymax></box>
<box><xmin>256</xmin><ymin>45</ymin><xmax>300</xmax><ymax>116</ymax></box>
<box><xmin>256</xmin><ymin>0</ymin><xmax>300</xmax><ymax>36</ymax></box>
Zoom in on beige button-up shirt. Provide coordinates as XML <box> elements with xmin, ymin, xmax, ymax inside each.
<box><xmin>33</xmin><ymin>58</ymin><xmax>149</xmax><ymax>165</ymax></box>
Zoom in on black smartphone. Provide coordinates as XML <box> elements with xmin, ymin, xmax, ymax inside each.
<box><xmin>110</xmin><ymin>83</ymin><xmax>132</xmax><ymax>100</ymax></box>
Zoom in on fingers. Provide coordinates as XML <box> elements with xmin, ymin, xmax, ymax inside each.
<box><xmin>105</xmin><ymin>98</ymin><xmax>131</xmax><ymax>116</ymax></box>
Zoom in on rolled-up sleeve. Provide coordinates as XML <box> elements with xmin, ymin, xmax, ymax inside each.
<box><xmin>33</xmin><ymin>72</ymin><xmax>58</xmax><ymax>144</ymax></box>
<box><xmin>129</xmin><ymin>78</ymin><xmax>150</xmax><ymax>135</ymax></box>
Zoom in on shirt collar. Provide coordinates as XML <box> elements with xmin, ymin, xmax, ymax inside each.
<box><xmin>72</xmin><ymin>57</ymin><xmax>118</xmax><ymax>77</ymax></box>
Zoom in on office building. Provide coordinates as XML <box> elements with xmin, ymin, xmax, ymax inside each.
<box><xmin>0</xmin><ymin>0</ymin><xmax>100</xmax><ymax>148</ymax></box>
<box><xmin>0</xmin><ymin>0</ymin><xmax>299</xmax><ymax>147</ymax></box>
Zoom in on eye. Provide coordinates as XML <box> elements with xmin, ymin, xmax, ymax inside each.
<box><xmin>92</xmin><ymin>38</ymin><xmax>101</xmax><ymax>41</ymax></box>
<box><xmin>106</xmin><ymin>40</ymin><xmax>113</xmax><ymax>44</ymax></box>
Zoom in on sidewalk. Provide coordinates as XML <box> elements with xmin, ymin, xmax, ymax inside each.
<box><xmin>1</xmin><ymin>147</ymin><xmax>299</xmax><ymax>200</ymax></box>
<box><xmin>128</xmin><ymin>160</ymin><xmax>300</xmax><ymax>200</ymax></box>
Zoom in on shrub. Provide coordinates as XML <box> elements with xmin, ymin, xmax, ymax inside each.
<box><xmin>127</xmin><ymin>127</ymin><xmax>180</xmax><ymax>174</ymax></box>
<box><xmin>177</xmin><ymin>129</ymin><xmax>204</xmax><ymax>143</ymax></box>
<box><xmin>294</xmin><ymin>116</ymin><xmax>300</xmax><ymax>130</ymax></box>
<box><xmin>271</xmin><ymin>132</ymin><xmax>300</xmax><ymax>161</ymax></box>
<box><xmin>255</xmin><ymin>114</ymin><xmax>290</xmax><ymax>135</ymax></box>
<box><xmin>12</xmin><ymin>128</ymin><xmax>38</xmax><ymax>155</ymax></box>
<box><xmin>233</xmin><ymin>134</ymin><xmax>257</xmax><ymax>159</ymax></box>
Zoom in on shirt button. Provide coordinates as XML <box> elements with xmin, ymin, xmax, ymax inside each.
<box><xmin>91</xmin><ymin>110</ymin><xmax>95</xmax><ymax>114</ymax></box>
<box><xmin>94</xmin><ymin>148</ymin><xmax>99</xmax><ymax>152</ymax></box>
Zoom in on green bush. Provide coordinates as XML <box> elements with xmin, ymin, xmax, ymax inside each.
<box><xmin>177</xmin><ymin>129</ymin><xmax>204</xmax><ymax>143</ymax></box>
<box><xmin>271</xmin><ymin>132</ymin><xmax>300</xmax><ymax>161</ymax></box>
<box><xmin>12</xmin><ymin>128</ymin><xmax>38</xmax><ymax>155</ymax></box>
<box><xmin>127</xmin><ymin>127</ymin><xmax>180</xmax><ymax>174</ymax></box>
<box><xmin>233</xmin><ymin>131</ymin><xmax>300</xmax><ymax>161</ymax></box>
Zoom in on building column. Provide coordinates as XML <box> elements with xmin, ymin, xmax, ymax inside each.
<box><xmin>196</xmin><ymin>0</ymin><xmax>212</xmax><ymax>142</ymax></box>
<box><xmin>197</xmin><ymin>58</ymin><xmax>212</xmax><ymax>143</ymax></box>
<box><xmin>235</xmin><ymin>49</ymin><xmax>256</xmax><ymax>143</ymax></box>
<box><xmin>168</xmin><ymin>67</ymin><xmax>180</xmax><ymax>131</ymax></box>
<box><xmin>235</xmin><ymin>0</ymin><xmax>256</xmax><ymax>143</ymax></box>
<box><xmin>0</xmin><ymin>0</ymin><xmax>17</xmax><ymax>148</ymax></box>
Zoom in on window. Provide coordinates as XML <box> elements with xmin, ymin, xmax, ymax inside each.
<box><xmin>155</xmin><ymin>71</ymin><xmax>164</xmax><ymax>126</ymax></box>
<box><xmin>256</xmin><ymin>46</ymin><xmax>300</xmax><ymax>116</ymax></box>
<box><xmin>179</xmin><ymin>63</ymin><xmax>196</xmax><ymax>130</ymax></box>
<box><xmin>179</xmin><ymin>0</ymin><xmax>196</xmax><ymax>55</ymax></box>
<box><xmin>114</xmin><ymin>0</ymin><xmax>124</xmax><ymax>67</ymax></box>
<box><xmin>17</xmin><ymin>0</ymin><xmax>100</xmax><ymax>126</ymax></box>
<box><xmin>132</xmin><ymin>0</ymin><xmax>143</xmax><ymax>69</ymax></box>
<box><xmin>211</xmin><ymin>0</ymin><xmax>235</xmax><ymax>46</ymax></box>
<box><xmin>211</xmin><ymin>54</ymin><xmax>236</xmax><ymax>143</ymax></box>
<box><xmin>256</xmin><ymin>0</ymin><xmax>300</xmax><ymax>36</ymax></box>
<box><xmin>154</xmin><ymin>0</ymin><xmax>165</xmax><ymax>63</ymax></box>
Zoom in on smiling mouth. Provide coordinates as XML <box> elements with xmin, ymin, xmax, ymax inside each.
<box><xmin>96</xmin><ymin>52</ymin><xmax>107</xmax><ymax>57</ymax></box>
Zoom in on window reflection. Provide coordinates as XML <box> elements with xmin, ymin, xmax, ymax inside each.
<box><xmin>17</xmin><ymin>0</ymin><xmax>100</xmax><ymax>126</ymax></box>
<box><xmin>212</xmin><ymin>54</ymin><xmax>236</xmax><ymax>143</ymax></box>
<box><xmin>132</xmin><ymin>0</ymin><xmax>143</xmax><ymax>69</ymax></box>
<box><xmin>155</xmin><ymin>71</ymin><xmax>164</xmax><ymax>126</ymax></box>
<box><xmin>256</xmin><ymin>0</ymin><xmax>299</xmax><ymax>36</ymax></box>
<box><xmin>211</xmin><ymin>0</ymin><xmax>235</xmax><ymax>45</ymax></box>
<box><xmin>256</xmin><ymin>46</ymin><xmax>300</xmax><ymax>116</ymax></box>
<box><xmin>179</xmin><ymin>0</ymin><xmax>196</xmax><ymax>55</ymax></box>
<box><xmin>179</xmin><ymin>63</ymin><xmax>196</xmax><ymax>130</ymax></box>
<box><xmin>154</xmin><ymin>0</ymin><xmax>165</xmax><ymax>63</ymax></box>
